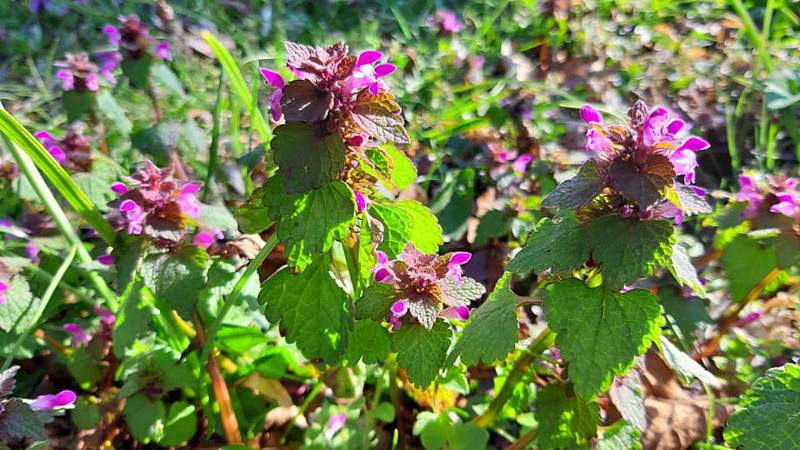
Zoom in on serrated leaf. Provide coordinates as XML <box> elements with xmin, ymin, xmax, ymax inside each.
<box><xmin>141</xmin><ymin>246</ymin><xmax>208</xmax><ymax>318</ymax></box>
<box><xmin>535</xmin><ymin>384</ymin><xmax>600</xmax><ymax>449</ymax></box>
<box><xmin>448</xmin><ymin>273</ymin><xmax>518</xmax><ymax>366</ymax></box>
<box><xmin>392</xmin><ymin>321</ymin><xmax>451</xmax><ymax>387</ymax></box>
<box><xmin>344</xmin><ymin>320</ymin><xmax>391</xmax><ymax>365</ymax></box>
<box><xmin>609</xmin><ymin>372</ymin><xmax>647</xmax><ymax>432</ymax></box>
<box><xmin>351</xmin><ymin>91</ymin><xmax>410</xmax><ymax>144</ymax></box>
<box><xmin>588</xmin><ymin>216</ymin><xmax>675</xmax><ymax>290</ymax></box>
<box><xmin>668</xmin><ymin>183</ymin><xmax>712</xmax><ymax>215</ymax></box>
<box><xmin>598</xmin><ymin>420</ymin><xmax>642</xmax><ymax>450</ymax></box>
<box><xmin>271</xmin><ymin>122</ymin><xmax>346</xmax><ymax>194</ymax></box>
<box><xmin>0</xmin><ymin>366</ymin><xmax>18</xmax><ymax>398</ymax></box>
<box><xmin>0</xmin><ymin>399</ymin><xmax>45</xmax><ymax>442</ymax></box>
<box><xmin>354</xmin><ymin>283</ymin><xmax>396</xmax><ymax>320</ymax></box>
<box><xmin>124</xmin><ymin>394</ymin><xmax>165</xmax><ymax>443</ymax></box>
<box><xmin>541</xmin><ymin>160</ymin><xmax>603</xmax><ymax>209</ymax></box>
<box><xmin>658</xmin><ymin>336</ymin><xmax>719</xmax><ymax>387</ymax></box>
<box><xmin>721</xmin><ymin>235</ymin><xmax>777</xmax><ymax>302</ymax></box>
<box><xmin>265</xmin><ymin>177</ymin><xmax>356</xmax><ymax>270</ymax></box>
<box><xmin>507</xmin><ymin>213</ymin><xmax>589</xmax><ymax>274</ymax></box>
<box><xmin>407</xmin><ymin>298</ymin><xmax>439</xmax><ymax>330</ymax></box>
<box><xmin>280</xmin><ymin>80</ymin><xmax>334</xmax><ymax>123</ymax></box>
<box><xmin>608</xmin><ymin>154</ymin><xmax>675</xmax><ymax>208</ymax></box>
<box><xmin>0</xmin><ymin>275</ymin><xmax>39</xmax><ymax>334</ymax></box>
<box><xmin>438</xmin><ymin>276</ymin><xmax>486</xmax><ymax>307</ymax></box>
<box><xmin>545</xmin><ymin>279</ymin><xmax>664</xmax><ymax>398</ymax></box>
<box><xmin>376</xmin><ymin>145</ymin><xmax>416</xmax><ymax>190</ymax></box>
<box><xmin>669</xmin><ymin>241</ymin><xmax>705</xmax><ymax>296</ymax></box>
<box><xmin>370</xmin><ymin>201</ymin><xmax>443</xmax><ymax>259</ymax></box>
<box><xmin>260</xmin><ymin>257</ymin><xmax>351</xmax><ymax>364</ymax></box>
<box><xmin>724</xmin><ymin>364</ymin><xmax>800</xmax><ymax>449</ymax></box>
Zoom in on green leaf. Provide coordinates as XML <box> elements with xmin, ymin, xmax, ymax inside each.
<box><xmin>260</xmin><ymin>257</ymin><xmax>351</xmax><ymax>364</ymax></box>
<box><xmin>474</xmin><ymin>209</ymin><xmax>506</xmax><ymax>247</ymax></box>
<box><xmin>121</xmin><ymin>55</ymin><xmax>153</xmax><ymax>88</ymax></box>
<box><xmin>371</xmin><ymin>402</ymin><xmax>395</xmax><ymax>423</ymax></box>
<box><xmin>588</xmin><ymin>216</ymin><xmax>675</xmax><ymax>290</ymax></box>
<box><xmin>659</xmin><ymin>289</ymin><xmax>711</xmax><ymax>341</ymax></box>
<box><xmin>96</xmin><ymin>90</ymin><xmax>132</xmax><ymax>136</ymax></box>
<box><xmin>598</xmin><ymin>420</ymin><xmax>642</xmax><ymax>450</ymax></box>
<box><xmin>197</xmin><ymin>203</ymin><xmax>238</xmax><ymax>234</ymax></box>
<box><xmin>370</xmin><ymin>201</ymin><xmax>443</xmax><ymax>259</ymax></box>
<box><xmin>151</xmin><ymin>64</ymin><xmax>186</xmax><ymax>98</ymax></box>
<box><xmin>0</xmin><ymin>275</ymin><xmax>38</xmax><ymax>334</ymax></box>
<box><xmin>392</xmin><ymin>321</ymin><xmax>451</xmax><ymax>387</ymax></box>
<box><xmin>724</xmin><ymin>364</ymin><xmax>800</xmax><ymax>449</ymax></box>
<box><xmin>658</xmin><ymin>336</ymin><xmax>719</xmax><ymax>387</ymax></box>
<box><xmin>379</xmin><ymin>145</ymin><xmax>416</xmax><ymax>190</ymax></box>
<box><xmin>668</xmin><ymin>183</ymin><xmax>712</xmax><ymax>215</ymax></box>
<box><xmin>71</xmin><ymin>172</ymin><xmax>114</xmax><ymax>210</ymax></box>
<box><xmin>63</xmin><ymin>90</ymin><xmax>96</xmax><ymax>122</ymax></box>
<box><xmin>448</xmin><ymin>423</ymin><xmax>490</xmax><ymax>450</ymax></box>
<box><xmin>350</xmin><ymin>91</ymin><xmax>410</xmax><ymax>144</ymax></box>
<box><xmin>609</xmin><ymin>372</ymin><xmax>647</xmax><ymax>432</ymax></box>
<box><xmin>132</xmin><ymin>122</ymin><xmax>182</xmax><ymax>165</ymax></box>
<box><xmin>280</xmin><ymin>80</ymin><xmax>333</xmax><ymax>123</ymax></box>
<box><xmin>68</xmin><ymin>349</ymin><xmax>104</xmax><ymax>385</ymax></box>
<box><xmin>507</xmin><ymin>213</ymin><xmax>589</xmax><ymax>274</ymax></box>
<box><xmin>430</xmin><ymin>168</ymin><xmax>475</xmax><ymax>240</ymax></box>
<box><xmin>608</xmin><ymin>153</ymin><xmax>675</xmax><ymax>208</ymax></box>
<box><xmin>535</xmin><ymin>384</ymin><xmax>600</xmax><ymax>449</ymax></box>
<box><xmin>271</xmin><ymin>122</ymin><xmax>346</xmax><ymax>194</ymax></box>
<box><xmin>71</xmin><ymin>397</ymin><xmax>102</xmax><ymax>430</ymax></box>
<box><xmin>545</xmin><ymin>279</ymin><xmax>664</xmax><ymax>398</ymax></box>
<box><xmin>113</xmin><ymin>284</ymin><xmax>151</xmax><ymax>357</ymax></box>
<box><xmin>776</xmin><ymin>232</ymin><xmax>800</xmax><ymax>269</ymax></box>
<box><xmin>722</xmin><ymin>235</ymin><xmax>777</xmax><ymax>302</ymax></box>
<box><xmin>265</xmin><ymin>177</ymin><xmax>355</xmax><ymax>270</ymax></box>
<box><xmin>448</xmin><ymin>273</ymin><xmax>518</xmax><ymax>366</ymax></box>
<box><xmin>159</xmin><ymin>401</ymin><xmax>197</xmax><ymax>446</ymax></box>
<box><xmin>669</xmin><ymin>241</ymin><xmax>705</xmax><ymax>297</ymax></box>
<box><xmin>124</xmin><ymin>394</ymin><xmax>165</xmax><ymax>443</ymax></box>
<box><xmin>235</xmin><ymin>186</ymin><xmax>271</xmax><ymax>234</ymax></box>
<box><xmin>541</xmin><ymin>160</ymin><xmax>603</xmax><ymax>209</ymax></box>
<box><xmin>0</xmin><ymin>399</ymin><xmax>45</xmax><ymax>442</ymax></box>
<box><xmin>141</xmin><ymin>246</ymin><xmax>208</xmax><ymax>318</ymax></box>
<box><xmin>344</xmin><ymin>320</ymin><xmax>391</xmax><ymax>365</ymax></box>
<box><xmin>354</xmin><ymin>283</ymin><xmax>396</xmax><ymax>321</ymax></box>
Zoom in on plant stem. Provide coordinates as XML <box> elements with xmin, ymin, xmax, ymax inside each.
<box><xmin>697</xmin><ymin>267</ymin><xmax>782</xmax><ymax>359</ymax></box>
<box><xmin>729</xmin><ymin>0</ymin><xmax>773</xmax><ymax>73</ymax></box>
<box><xmin>200</xmin><ymin>232</ymin><xmax>277</xmax><ymax>366</ymax></box>
<box><xmin>5</xmin><ymin>137</ymin><xmax>118</xmax><ymax>311</ymax></box>
<box><xmin>1</xmin><ymin>245</ymin><xmax>78</xmax><ymax>371</ymax></box>
<box><xmin>363</xmin><ymin>368</ymin><xmax>386</xmax><ymax>450</ymax></box>
<box><xmin>203</xmin><ymin>72</ymin><xmax>224</xmax><ymax>202</ymax></box>
<box><xmin>508</xmin><ymin>429</ymin><xmax>538</xmax><ymax>450</ymax></box>
<box><xmin>474</xmin><ymin>327</ymin><xmax>554</xmax><ymax>427</ymax></box>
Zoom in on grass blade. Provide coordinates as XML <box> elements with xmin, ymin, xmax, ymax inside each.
<box><xmin>202</xmin><ymin>31</ymin><xmax>272</xmax><ymax>143</ymax></box>
<box><xmin>0</xmin><ymin>106</ymin><xmax>116</xmax><ymax>244</ymax></box>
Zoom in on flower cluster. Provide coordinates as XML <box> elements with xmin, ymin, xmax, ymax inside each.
<box><xmin>372</xmin><ymin>243</ymin><xmax>484</xmax><ymax>330</ymax></box>
<box><xmin>55</xmin><ymin>53</ymin><xmax>100</xmax><ymax>93</ymax></box>
<box><xmin>106</xmin><ymin>161</ymin><xmax>201</xmax><ymax>241</ymax></box>
<box><xmin>63</xmin><ymin>306</ymin><xmax>115</xmax><ymax>348</ymax></box>
<box><xmin>260</xmin><ymin>41</ymin><xmax>410</xmax><ymax>208</ymax></box>
<box><xmin>107</xmin><ymin>15</ymin><xmax>171</xmax><ymax>62</ymax></box>
<box><xmin>736</xmin><ymin>174</ymin><xmax>799</xmax><ymax>221</ymax></box>
<box><xmin>551</xmin><ymin>100</ymin><xmax>711</xmax><ymax>222</ymax></box>
<box><xmin>34</xmin><ymin>128</ymin><xmax>93</xmax><ymax>172</ymax></box>
<box><xmin>427</xmin><ymin>9</ymin><xmax>463</xmax><ymax>34</ymax></box>
<box><xmin>485</xmin><ymin>142</ymin><xmax>533</xmax><ymax>179</ymax></box>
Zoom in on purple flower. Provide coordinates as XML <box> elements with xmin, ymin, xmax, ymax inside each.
<box><xmin>770</xmin><ymin>193</ymin><xmax>799</xmax><ymax>217</ymax></box>
<box><xmin>373</xmin><ymin>243</ymin><xmax>484</xmax><ymax>329</ymax></box>
<box><xmin>63</xmin><ymin>323</ymin><xmax>91</xmax><ymax>346</ymax></box>
<box><xmin>348</xmin><ymin>50</ymin><xmax>396</xmax><ymax>95</ymax></box>
<box><xmin>325</xmin><ymin>413</ymin><xmax>346</xmax><ymax>439</ymax></box>
<box><xmin>57</xmin><ymin>70</ymin><xmax>75</xmax><ymax>91</ymax></box>
<box><xmin>110</xmin><ymin>182</ymin><xmax>128</xmax><ymax>195</ymax></box>
<box><xmin>97</xmin><ymin>52</ymin><xmax>122</xmax><ymax>84</ymax></box>
<box><xmin>428</xmin><ymin>10</ymin><xmax>462</xmax><ymax>34</ymax></box>
<box><xmin>0</xmin><ymin>281</ymin><xmax>7</xmax><ymax>305</ymax></box>
<box><xmin>735</xmin><ymin>174</ymin><xmax>800</xmax><ymax>220</ymax></box>
<box><xmin>119</xmin><ymin>199</ymin><xmax>146</xmax><ymax>235</ymax></box>
<box><xmin>54</xmin><ymin>53</ymin><xmax>101</xmax><ymax>93</ymax></box>
<box><xmin>176</xmin><ymin>183</ymin><xmax>202</xmax><ymax>218</ymax></box>
<box><xmin>103</xmin><ymin>25</ymin><xmax>121</xmax><ymax>46</ymax></box>
<box><xmin>736</xmin><ymin>311</ymin><xmax>764</xmax><ymax>327</ymax></box>
<box><xmin>26</xmin><ymin>242</ymin><xmax>39</xmax><ymax>263</ymax></box>
<box><xmin>94</xmin><ymin>306</ymin><xmax>116</xmax><ymax>325</ymax></box>
<box><xmin>97</xmin><ymin>254</ymin><xmax>115</xmax><ymax>266</ymax></box>
<box><xmin>193</xmin><ymin>229</ymin><xmax>223</xmax><ymax>250</ymax></box>
<box><xmin>354</xmin><ymin>190</ymin><xmax>367</xmax><ymax>213</ymax></box>
<box><xmin>259</xmin><ymin>68</ymin><xmax>285</xmax><ymax>122</ymax></box>
<box><xmin>30</xmin><ymin>390</ymin><xmax>77</xmax><ymax>411</ymax></box>
<box><xmin>512</xmin><ymin>154</ymin><xmax>533</xmax><ymax>173</ymax></box>
<box><xmin>736</xmin><ymin>175</ymin><xmax>763</xmax><ymax>219</ymax></box>
<box><xmin>154</xmin><ymin>42</ymin><xmax>172</xmax><ymax>61</ymax></box>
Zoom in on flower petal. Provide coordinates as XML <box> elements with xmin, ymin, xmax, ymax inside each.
<box><xmin>357</xmin><ymin>50</ymin><xmax>382</xmax><ymax>67</ymax></box>
<box><xmin>259</xmin><ymin>68</ymin><xmax>285</xmax><ymax>89</ymax></box>
<box><xmin>579</xmin><ymin>105</ymin><xmax>602</xmax><ymax>124</ymax></box>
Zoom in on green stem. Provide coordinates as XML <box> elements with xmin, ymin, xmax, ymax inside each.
<box><xmin>200</xmin><ymin>233</ymin><xmax>277</xmax><ymax>366</ymax></box>
<box><xmin>363</xmin><ymin>368</ymin><xmax>386</xmax><ymax>450</ymax></box>
<box><xmin>2</xmin><ymin>245</ymin><xmax>78</xmax><ymax>371</ymax></box>
<box><xmin>729</xmin><ymin>0</ymin><xmax>773</xmax><ymax>73</ymax></box>
<box><xmin>5</xmin><ymin>137</ymin><xmax>118</xmax><ymax>311</ymax></box>
<box><xmin>280</xmin><ymin>382</ymin><xmax>323</xmax><ymax>446</ymax></box>
<box><xmin>203</xmin><ymin>72</ymin><xmax>224</xmax><ymax>202</ymax></box>
<box><xmin>474</xmin><ymin>327</ymin><xmax>555</xmax><ymax>427</ymax></box>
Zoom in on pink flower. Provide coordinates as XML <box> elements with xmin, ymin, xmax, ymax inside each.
<box><xmin>325</xmin><ymin>413</ymin><xmax>346</xmax><ymax>439</ymax></box>
<box><xmin>119</xmin><ymin>200</ymin><xmax>146</xmax><ymax>235</ymax></box>
<box><xmin>428</xmin><ymin>10</ymin><xmax>462</xmax><ymax>34</ymax></box>
<box><xmin>260</xmin><ymin>68</ymin><xmax>285</xmax><ymax>122</ymax></box>
<box><xmin>94</xmin><ymin>306</ymin><xmax>116</xmax><ymax>325</ymax></box>
<box><xmin>440</xmin><ymin>305</ymin><xmax>470</xmax><ymax>321</ymax></box>
<box><xmin>446</xmin><ymin>251</ymin><xmax>472</xmax><ymax>282</ymax></box>
<box><xmin>97</xmin><ymin>254</ymin><xmax>115</xmax><ymax>266</ymax></box>
<box><xmin>103</xmin><ymin>24</ymin><xmax>120</xmax><ymax>46</ymax></box>
<box><xmin>30</xmin><ymin>390</ymin><xmax>77</xmax><ymax>411</ymax></box>
<box><xmin>354</xmin><ymin>190</ymin><xmax>367</xmax><ymax>213</ymax></box>
<box><xmin>26</xmin><ymin>242</ymin><xmax>39</xmax><ymax>263</ymax></box>
<box><xmin>63</xmin><ymin>323</ymin><xmax>91</xmax><ymax>346</ymax></box>
<box><xmin>176</xmin><ymin>183</ymin><xmax>202</xmax><ymax>218</ymax></box>
<box><xmin>193</xmin><ymin>231</ymin><xmax>214</xmax><ymax>249</ymax></box>
<box><xmin>770</xmin><ymin>193</ymin><xmax>799</xmax><ymax>217</ymax></box>
<box><xmin>57</xmin><ymin>70</ymin><xmax>75</xmax><ymax>91</ymax></box>
<box><xmin>736</xmin><ymin>175</ymin><xmax>762</xmax><ymax>219</ymax></box>
<box><xmin>348</xmin><ymin>50</ymin><xmax>396</xmax><ymax>95</ymax></box>
<box><xmin>110</xmin><ymin>182</ymin><xmax>128</xmax><ymax>195</ymax></box>
<box><xmin>512</xmin><ymin>154</ymin><xmax>533</xmax><ymax>173</ymax></box>
<box><xmin>0</xmin><ymin>281</ymin><xmax>7</xmax><ymax>305</ymax></box>
<box><xmin>154</xmin><ymin>42</ymin><xmax>172</xmax><ymax>60</ymax></box>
